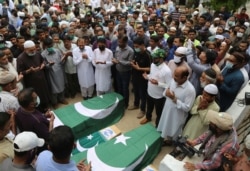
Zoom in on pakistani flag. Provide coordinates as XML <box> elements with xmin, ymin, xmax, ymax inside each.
<box><xmin>53</xmin><ymin>92</ymin><xmax>124</xmax><ymax>139</ymax></box>
<box><xmin>71</xmin><ymin>123</ymin><xmax>162</xmax><ymax>171</ymax></box>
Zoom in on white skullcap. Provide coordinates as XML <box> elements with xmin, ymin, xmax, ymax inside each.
<box><xmin>136</xmin><ymin>3</ymin><xmax>141</xmax><ymax>6</ymax></box>
<box><xmin>206</xmin><ymin>110</ymin><xmax>233</xmax><ymax>131</ymax></box>
<box><xmin>204</xmin><ymin>84</ymin><xmax>218</xmax><ymax>95</ymax></box>
<box><xmin>18</xmin><ymin>11</ymin><xmax>25</xmax><ymax>17</ymax></box>
<box><xmin>0</xmin><ymin>71</ymin><xmax>16</xmax><ymax>84</ymax></box>
<box><xmin>245</xmin><ymin>134</ymin><xmax>250</xmax><ymax>149</ymax></box>
<box><xmin>170</xmin><ymin>27</ymin><xmax>177</xmax><ymax>31</ymax></box>
<box><xmin>193</xmin><ymin>11</ymin><xmax>199</xmax><ymax>16</ymax></box>
<box><xmin>215</xmin><ymin>34</ymin><xmax>224</xmax><ymax>40</ymax></box>
<box><xmin>164</xmin><ymin>12</ymin><xmax>169</xmax><ymax>15</ymax></box>
<box><xmin>214</xmin><ymin>17</ymin><xmax>220</xmax><ymax>21</ymax></box>
<box><xmin>175</xmin><ymin>47</ymin><xmax>187</xmax><ymax>55</ymax></box>
<box><xmin>24</xmin><ymin>40</ymin><xmax>35</xmax><ymax>49</ymax></box>
<box><xmin>244</xmin><ymin>22</ymin><xmax>250</xmax><ymax>27</ymax></box>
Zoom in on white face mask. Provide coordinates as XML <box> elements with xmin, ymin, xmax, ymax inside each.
<box><xmin>200</xmin><ymin>81</ymin><xmax>206</xmax><ymax>88</ymax></box>
<box><xmin>36</xmin><ymin>96</ymin><xmax>40</xmax><ymax>107</ymax></box>
<box><xmin>225</xmin><ymin>61</ymin><xmax>234</xmax><ymax>69</ymax></box>
<box><xmin>173</xmin><ymin>55</ymin><xmax>182</xmax><ymax>63</ymax></box>
<box><xmin>237</xmin><ymin>32</ymin><xmax>243</xmax><ymax>38</ymax></box>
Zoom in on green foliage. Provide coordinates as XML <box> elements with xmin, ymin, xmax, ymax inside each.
<box><xmin>209</xmin><ymin>0</ymin><xmax>248</xmax><ymax>11</ymax></box>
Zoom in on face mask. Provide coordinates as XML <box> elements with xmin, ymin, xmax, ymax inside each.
<box><xmin>134</xmin><ymin>48</ymin><xmax>141</xmax><ymax>53</ymax></box>
<box><xmin>153</xmin><ymin>58</ymin><xmax>161</xmax><ymax>66</ymax></box>
<box><xmin>35</xmin><ymin>96</ymin><xmax>40</xmax><ymax>107</ymax></box>
<box><xmin>225</xmin><ymin>61</ymin><xmax>234</xmax><ymax>69</ymax></box>
<box><xmin>209</xmin><ymin>124</ymin><xmax>217</xmax><ymax>134</ymax></box>
<box><xmin>99</xmin><ymin>45</ymin><xmax>105</xmax><ymax>51</ymax></box>
<box><xmin>30</xmin><ymin>29</ymin><xmax>36</xmax><ymax>36</ymax></box>
<box><xmin>200</xmin><ymin>81</ymin><xmax>206</xmax><ymax>88</ymax></box>
<box><xmin>47</xmin><ymin>47</ymin><xmax>55</xmax><ymax>54</ymax></box>
<box><xmin>69</xmin><ymin>35</ymin><xmax>74</xmax><ymax>40</ymax></box>
<box><xmin>27</xmin><ymin>52</ymin><xmax>36</xmax><ymax>56</ymax></box>
<box><xmin>228</xmin><ymin>21</ymin><xmax>234</xmax><ymax>26</ymax></box>
<box><xmin>237</xmin><ymin>32</ymin><xmax>243</xmax><ymax>38</ymax></box>
<box><xmin>173</xmin><ymin>55</ymin><xmax>182</xmax><ymax>63</ymax></box>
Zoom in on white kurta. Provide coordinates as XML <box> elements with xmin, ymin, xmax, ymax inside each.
<box><xmin>92</xmin><ymin>48</ymin><xmax>113</xmax><ymax>92</ymax></box>
<box><xmin>157</xmin><ymin>80</ymin><xmax>196</xmax><ymax>139</ymax></box>
<box><xmin>73</xmin><ymin>46</ymin><xmax>95</xmax><ymax>88</ymax></box>
<box><xmin>61</xmin><ymin>44</ymin><xmax>77</xmax><ymax>74</ymax></box>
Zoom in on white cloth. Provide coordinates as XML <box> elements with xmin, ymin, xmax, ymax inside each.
<box><xmin>147</xmin><ymin>63</ymin><xmax>172</xmax><ymax>99</ymax></box>
<box><xmin>157</xmin><ymin>80</ymin><xmax>196</xmax><ymax>139</ymax></box>
<box><xmin>73</xmin><ymin>46</ymin><xmax>95</xmax><ymax>88</ymax></box>
<box><xmin>61</xmin><ymin>44</ymin><xmax>77</xmax><ymax>74</ymax></box>
<box><xmin>0</xmin><ymin>91</ymin><xmax>19</xmax><ymax>112</ymax></box>
<box><xmin>92</xmin><ymin>48</ymin><xmax>113</xmax><ymax>92</ymax></box>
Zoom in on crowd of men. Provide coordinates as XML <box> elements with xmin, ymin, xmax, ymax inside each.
<box><xmin>0</xmin><ymin>0</ymin><xmax>250</xmax><ymax>170</ymax></box>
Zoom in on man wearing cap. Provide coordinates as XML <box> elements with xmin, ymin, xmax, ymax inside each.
<box><xmin>0</xmin><ymin>131</ymin><xmax>44</xmax><ymax>171</ymax></box>
<box><xmin>183</xmin><ymin>84</ymin><xmax>220</xmax><ymax>140</ymax></box>
<box><xmin>17</xmin><ymin>40</ymin><xmax>50</xmax><ymax>112</ymax></box>
<box><xmin>168</xmin><ymin>46</ymin><xmax>192</xmax><ymax>78</ymax></box>
<box><xmin>184</xmin><ymin>110</ymin><xmax>239</xmax><ymax>171</ymax></box>
<box><xmin>157</xmin><ymin>66</ymin><xmax>195</xmax><ymax>145</ymax></box>
<box><xmin>140</xmin><ymin>48</ymin><xmax>172</xmax><ymax>126</ymax></box>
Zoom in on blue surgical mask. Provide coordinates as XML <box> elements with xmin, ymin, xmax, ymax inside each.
<box><xmin>134</xmin><ymin>48</ymin><xmax>141</xmax><ymax>53</ymax></box>
<box><xmin>225</xmin><ymin>61</ymin><xmax>234</xmax><ymax>69</ymax></box>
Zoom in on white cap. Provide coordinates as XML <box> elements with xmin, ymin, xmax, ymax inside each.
<box><xmin>17</xmin><ymin>11</ymin><xmax>25</xmax><ymax>17</ymax></box>
<box><xmin>136</xmin><ymin>3</ymin><xmax>140</xmax><ymax>6</ymax></box>
<box><xmin>214</xmin><ymin>17</ymin><xmax>220</xmax><ymax>21</ymax></box>
<box><xmin>14</xmin><ymin>132</ymin><xmax>45</xmax><ymax>152</ymax></box>
<box><xmin>24</xmin><ymin>40</ymin><xmax>35</xmax><ymax>49</ymax></box>
<box><xmin>215</xmin><ymin>34</ymin><xmax>224</xmax><ymax>40</ymax></box>
<box><xmin>204</xmin><ymin>84</ymin><xmax>218</xmax><ymax>95</ymax></box>
<box><xmin>193</xmin><ymin>11</ymin><xmax>199</xmax><ymax>16</ymax></box>
<box><xmin>245</xmin><ymin>134</ymin><xmax>250</xmax><ymax>149</ymax></box>
<box><xmin>175</xmin><ymin>47</ymin><xmax>187</xmax><ymax>55</ymax></box>
<box><xmin>170</xmin><ymin>27</ymin><xmax>177</xmax><ymax>31</ymax></box>
<box><xmin>244</xmin><ymin>22</ymin><xmax>250</xmax><ymax>27</ymax></box>
<box><xmin>0</xmin><ymin>71</ymin><xmax>16</xmax><ymax>84</ymax></box>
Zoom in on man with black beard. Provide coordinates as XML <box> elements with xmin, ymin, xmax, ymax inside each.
<box><xmin>75</xmin><ymin>18</ymin><xmax>93</xmax><ymax>38</ymax></box>
<box><xmin>0</xmin><ymin>132</ymin><xmax>45</xmax><ymax>171</ymax></box>
<box><xmin>184</xmin><ymin>110</ymin><xmax>239</xmax><ymax>171</ymax></box>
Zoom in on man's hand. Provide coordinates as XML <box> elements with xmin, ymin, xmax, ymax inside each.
<box><xmin>112</xmin><ymin>58</ymin><xmax>119</xmax><ymax>64</ymax></box>
<box><xmin>49</xmin><ymin>61</ymin><xmax>55</xmax><ymax>66</ymax></box>
<box><xmin>17</xmin><ymin>72</ymin><xmax>23</xmax><ymax>82</ymax></box>
<box><xmin>131</xmin><ymin>62</ymin><xmax>140</xmax><ymax>70</ymax></box>
<box><xmin>40</xmin><ymin>63</ymin><xmax>45</xmax><ymax>70</ymax></box>
<box><xmin>186</xmin><ymin>139</ymin><xmax>196</xmax><ymax>147</ymax></box>
<box><xmin>30</xmin><ymin>66</ymin><xmax>41</xmax><ymax>72</ymax></box>
<box><xmin>184</xmin><ymin>162</ymin><xmax>196</xmax><ymax>171</ymax></box>
<box><xmin>149</xmin><ymin>79</ymin><xmax>158</xmax><ymax>85</ymax></box>
<box><xmin>142</xmin><ymin>72</ymin><xmax>148</xmax><ymax>80</ymax></box>
<box><xmin>198</xmin><ymin>96</ymin><xmax>209</xmax><ymax>110</ymax></box>
<box><xmin>77</xmin><ymin>160</ymin><xmax>91</xmax><ymax>171</ymax></box>
<box><xmin>166</xmin><ymin>88</ymin><xmax>175</xmax><ymax>100</ymax></box>
<box><xmin>82</xmin><ymin>54</ymin><xmax>88</xmax><ymax>59</ymax></box>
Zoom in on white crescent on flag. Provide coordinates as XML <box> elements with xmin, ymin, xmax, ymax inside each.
<box><xmin>87</xmin><ymin>144</ymin><xmax>148</xmax><ymax>171</ymax></box>
<box><xmin>74</xmin><ymin>97</ymin><xmax>119</xmax><ymax>119</ymax></box>
<box><xmin>76</xmin><ymin>140</ymin><xmax>99</xmax><ymax>152</ymax></box>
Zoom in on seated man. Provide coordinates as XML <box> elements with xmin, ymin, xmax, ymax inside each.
<box><xmin>0</xmin><ymin>131</ymin><xmax>45</xmax><ymax>171</ymax></box>
<box><xmin>35</xmin><ymin>125</ymin><xmax>91</xmax><ymax>171</ymax></box>
<box><xmin>184</xmin><ymin>110</ymin><xmax>239</xmax><ymax>171</ymax></box>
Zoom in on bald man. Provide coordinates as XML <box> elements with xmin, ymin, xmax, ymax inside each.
<box><xmin>157</xmin><ymin>66</ymin><xmax>196</xmax><ymax>146</ymax></box>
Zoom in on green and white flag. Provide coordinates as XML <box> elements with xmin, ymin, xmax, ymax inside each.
<box><xmin>71</xmin><ymin>123</ymin><xmax>162</xmax><ymax>171</ymax></box>
<box><xmin>53</xmin><ymin>92</ymin><xmax>124</xmax><ymax>139</ymax></box>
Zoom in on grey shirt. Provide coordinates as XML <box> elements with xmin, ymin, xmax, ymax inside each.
<box><xmin>0</xmin><ymin>158</ymin><xmax>35</xmax><ymax>171</ymax></box>
<box><xmin>114</xmin><ymin>45</ymin><xmax>134</xmax><ymax>72</ymax></box>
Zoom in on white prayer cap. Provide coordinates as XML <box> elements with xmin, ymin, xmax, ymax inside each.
<box><xmin>244</xmin><ymin>22</ymin><xmax>250</xmax><ymax>27</ymax></box>
<box><xmin>170</xmin><ymin>27</ymin><xmax>177</xmax><ymax>31</ymax></box>
<box><xmin>18</xmin><ymin>11</ymin><xmax>25</xmax><ymax>17</ymax></box>
<box><xmin>214</xmin><ymin>17</ymin><xmax>220</xmax><ymax>21</ymax></box>
<box><xmin>204</xmin><ymin>84</ymin><xmax>218</xmax><ymax>95</ymax></box>
<box><xmin>175</xmin><ymin>47</ymin><xmax>187</xmax><ymax>55</ymax></box>
<box><xmin>24</xmin><ymin>40</ymin><xmax>35</xmax><ymax>49</ymax></box>
<box><xmin>0</xmin><ymin>71</ymin><xmax>16</xmax><ymax>84</ymax></box>
<box><xmin>215</xmin><ymin>34</ymin><xmax>224</xmax><ymax>40</ymax></box>
<box><xmin>245</xmin><ymin>134</ymin><xmax>250</xmax><ymax>149</ymax></box>
<box><xmin>41</xmin><ymin>0</ymin><xmax>46</xmax><ymax>4</ymax></box>
<box><xmin>164</xmin><ymin>12</ymin><xmax>169</xmax><ymax>15</ymax></box>
<box><xmin>206</xmin><ymin>110</ymin><xmax>233</xmax><ymax>131</ymax></box>
<box><xmin>193</xmin><ymin>11</ymin><xmax>199</xmax><ymax>16</ymax></box>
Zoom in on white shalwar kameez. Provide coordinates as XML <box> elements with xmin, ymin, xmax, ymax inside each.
<box><xmin>157</xmin><ymin>79</ymin><xmax>196</xmax><ymax>140</ymax></box>
<box><xmin>92</xmin><ymin>48</ymin><xmax>113</xmax><ymax>95</ymax></box>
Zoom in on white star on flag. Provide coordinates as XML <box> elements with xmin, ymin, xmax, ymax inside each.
<box><xmin>87</xmin><ymin>134</ymin><xmax>93</xmax><ymax>140</ymax></box>
<box><xmin>114</xmin><ymin>134</ymin><xmax>131</xmax><ymax>146</ymax></box>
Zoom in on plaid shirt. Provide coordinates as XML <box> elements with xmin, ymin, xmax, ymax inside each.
<box><xmin>193</xmin><ymin>128</ymin><xmax>239</xmax><ymax>170</ymax></box>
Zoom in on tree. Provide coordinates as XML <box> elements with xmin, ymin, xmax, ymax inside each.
<box><xmin>210</xmin><ymin>0</ymin><xmax>249</xmax><ymax>11</ymax></box>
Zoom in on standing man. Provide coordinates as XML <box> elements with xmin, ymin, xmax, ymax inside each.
<box><xmin>73</xmin><ymin>38</ymin><xmax>95</xmax><ymax>100</ymax></box>
<box><xmin>129</xmin><ymin>37</ymin><xmax>151</xmax><ymax>119</ymax></box>
<box><xmin>92</xmin><ymin>37</ymin><xmax>113</xmax><ymax>96</ymax></box>
<box><xmin>157</xmin><ymin>66</ymin><xmax>196</xmax><ymax>145</ymax></box>
<box><xmin>17</xmin><ymin>40</ymin><xmax>50</xmax><ymax>112</ymax></box>
<box><xmin>112</xmin><ymin>35</ymin><xmax>134</xmax><ymax>108</ymax></box>
<box><xmin>140</xmin><ymin>49</ymin><xmax>172</xmax><ymax>126</ymax></box>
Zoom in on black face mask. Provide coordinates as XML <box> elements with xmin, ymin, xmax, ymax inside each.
<box><xmin>99</xmin><ymin>45</ymin><xmax>105</xmax><ymax>51</ymax></box>
<box><xmin>209</xmin><ymin>124</ymin><xmax>217</xmax><ymax>134</ymax></box>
